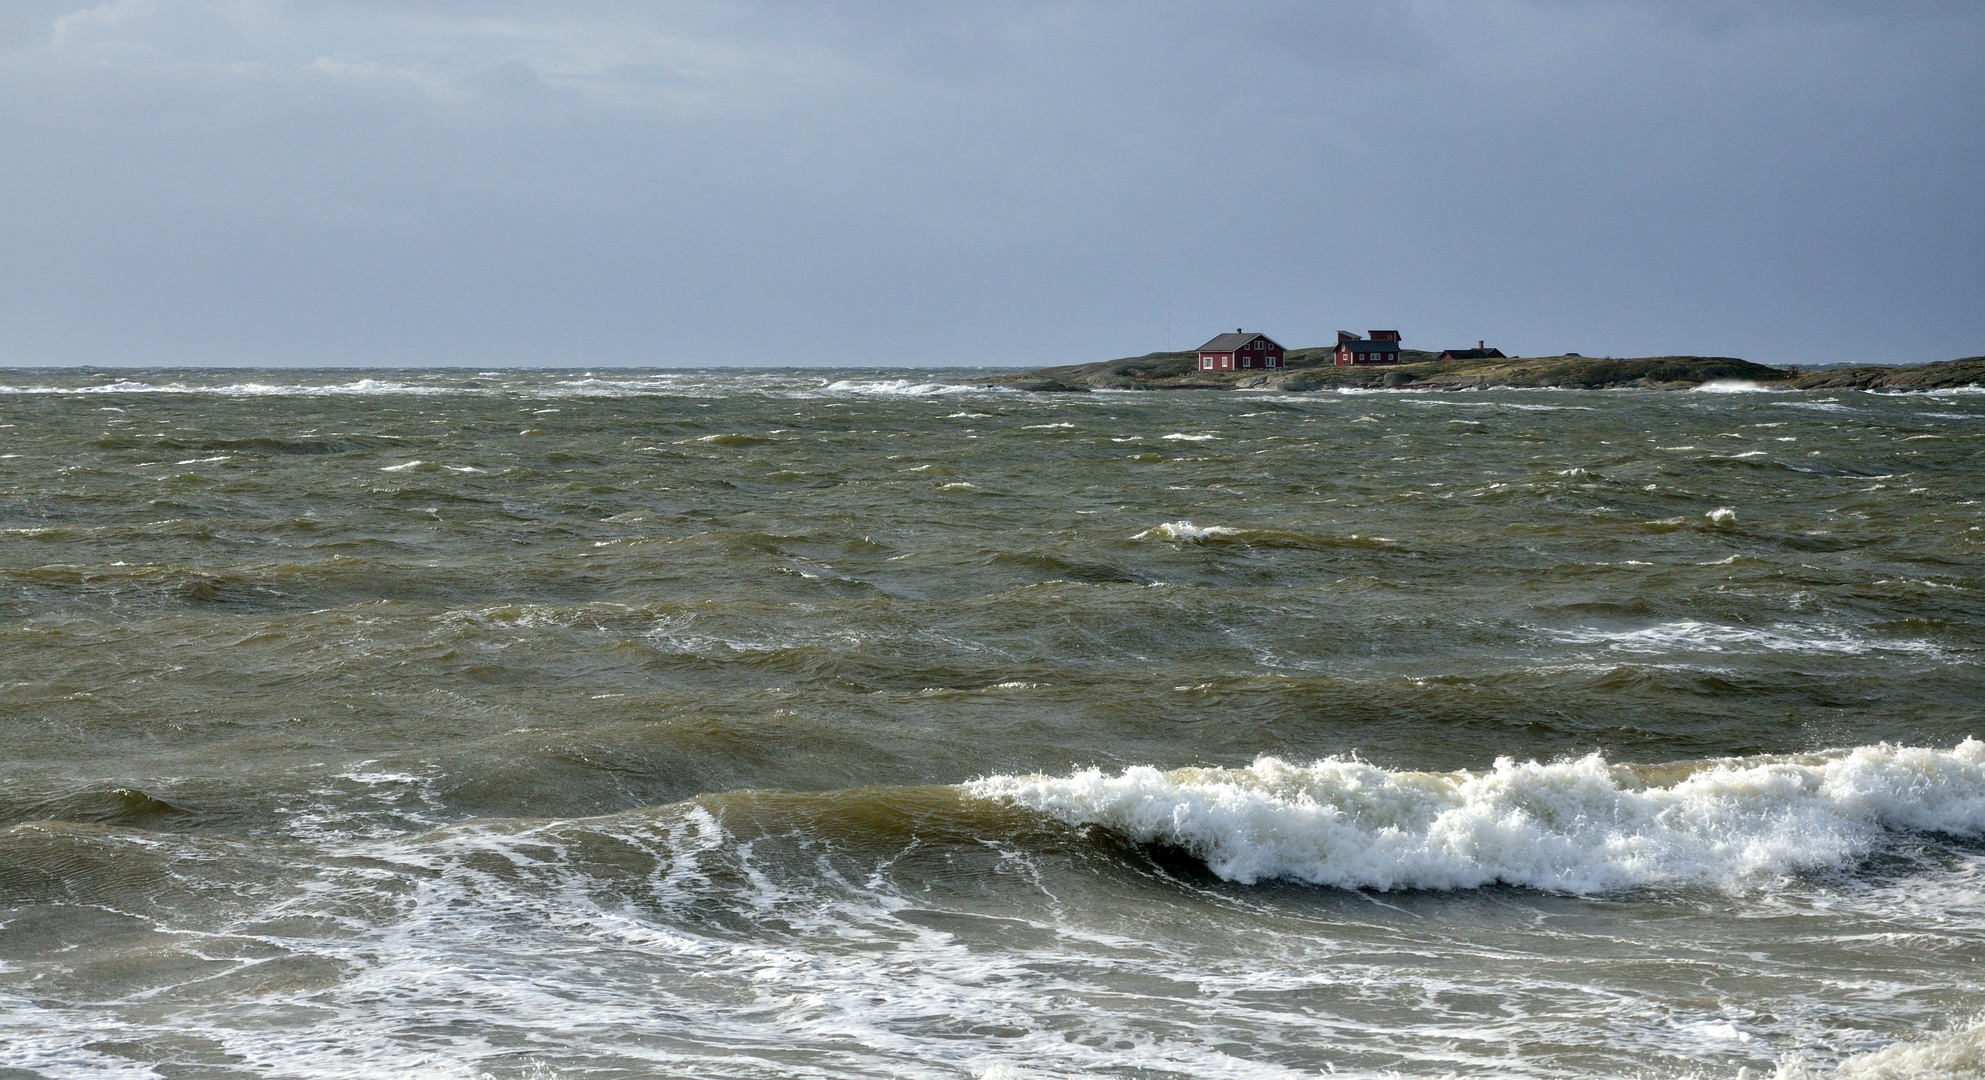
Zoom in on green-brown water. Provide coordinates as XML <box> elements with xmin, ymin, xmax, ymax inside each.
<box><xmin>1</xmin><ymin>369</ymin><xmax>1981</xmax><ymax>1078</ymax></box>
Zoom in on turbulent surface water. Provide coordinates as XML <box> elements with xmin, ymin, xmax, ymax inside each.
<box><xmin>1</xmin><ymin>368</ymin><xmax>1982</xmax><ymax>1079</ymax></box>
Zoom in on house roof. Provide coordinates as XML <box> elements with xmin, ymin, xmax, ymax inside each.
<box><xmin>1342</xmin><ymin>339</ymin><xmax>1400</xmax><ymax>352</ymax></box>
<box><xmin>1440</xmin><ymin>348</ymin><xmax>1505</xmax><ymax>360</ymax></box>
<box><xmin>1197</xmin><ymin>332</ymin><xmax>1279</xmax><ymax>353</ymax></box>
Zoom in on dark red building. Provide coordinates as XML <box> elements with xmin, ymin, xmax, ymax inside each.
<box><xmin>1333</xmin><ymin>330</ymin><xmax>1402</xmax><ymax>366</ymax></box>
<box><xmin>1197</xmin><ymin>330</ymin><xmax>1285</xmax><ymax>372</ymax></box>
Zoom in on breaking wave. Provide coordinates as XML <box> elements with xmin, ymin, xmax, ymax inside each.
<box><xmin>1129</xmin><ymin>521</ymin><xmax>1396</xmax><ymax>548</ymax></box>
<box><xmin>1777</xmin><ymin>1014</ymin><xmax>1985</xmax><ymax>1079</ymax></box>
<box><xmin>0</xmin><ymin>377</ymin><xmax>453</xmax><ymax>397</ymax></box>
<box><xmin>1547</xmin><ymin>619</ymin><xmax>1943</xmax><ymax>657</ymax></box>
<box><xmin>818</xmin><ymin>378</ymin><xmax>990</xmax><ymax>396</ymax></box>
<box><xmin>1130</xmin><ymin>520</ymin><xmax>1245</xmax><ymax>542</ymax></box>
<box><xmin>968</xmin><ymin>741</ymin><xmax>1985</xmax><ymax>893</ymax></box>
<box><xmin>1694</xmin><ymin>380</ymin><xmax>1780</xmax><ymax>393</ymax></box>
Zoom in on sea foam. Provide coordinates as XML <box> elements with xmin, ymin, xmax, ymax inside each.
<box><xmin>1695</xmin><ymin>380</ymin><xmax>1778</xmax><ymax>393</ymax></box>
<box><xmin>1777</xmin><ymin>1014</ymin><xmax>1985</xmax><ymax>1080</ymax></box>
<box><xmin>969</xmin><ymin>741</ymin><xmax>1985</xmax><ymax>892</ymax></box>
<box><xmin>1546</xmin><ymin>619</ymin><xmax>1942</xmax><ymax>657</ymax></box>
<box><xmin>818</xmin><ymin>378</ymin><xmax>988</xmax><ymax>396</ymax></box>
<box><xmin>1130</xmin><ymin>520</ymin><xmax>1243</xmax><ymax>542</ymax></box>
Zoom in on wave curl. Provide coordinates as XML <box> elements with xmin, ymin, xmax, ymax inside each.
<box><xmin>968</xmin><ymin>741</ymin><xmax>1985</xmax><ymax>892</ymax></box>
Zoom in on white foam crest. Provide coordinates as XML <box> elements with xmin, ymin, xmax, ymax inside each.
<box><xmin>968</xmin><ymin>741</ymin><xmax>1985</xmax><ymax>892</ymax></box>
<box><xmin>818</xmin><ymin>378</ymin><xmax>987</xmax><ymax>396</ymax></box>
<box><xmin>1333</xmin><ymin>386</ymin><xmax>1432</xmax><ymax>396</ymax></box>
<box><xmin>545</xmin><ymin>374</ymin><xmax>733</xmax><ymax>397</ymax></box>
<box><xmin>0</xmin><ymin>995</ymin><xmax>165</xmax><ymax>1079</ymax></box>
<box><xmin>1131</xmin><ymin>521</ymin><xmax>1244</xmax><ymax>542</ymax></box>
<box><xmin>1695</xmin><ymin>380</ymin><xmax>1780</xmax><ymax>393</ymax></box>
<box><xmin>0</xmin><ymin>371</ymin><xmax>1010</xmax><ymax>402</ymax></box>
<box><xmin>1777</xmin><ymin>1015</ymin><xmax>1985</xmax><ymax>1079</ymax></box>
<box><xmin>81</xmin><ymin>806</ymin><xmax>1319</xmax><ymax>1080</ymax></box>
<box><xmin>1548</xmin><ymin>619</ymin><xmax>1942</xmax><ymax>657</ymax></box>
<box><xmin>9</xmin><ymin>787</ymin><xmax>1982</xmax><ymax>1079</ymax></box>
<box><xmin>641</xmin><ymin>615</ymin><xmax>864</xmax><ymax>658</ymax></box>
<box><xmin>0</xmin><ymin>378</ymin><xmax>455</xmax><ymax>397</ymax></box>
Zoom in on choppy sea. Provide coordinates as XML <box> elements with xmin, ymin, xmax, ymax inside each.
<box><xmin>1</xmin><ymin>368</ymin><xmax>1982</xmax><ymax>1079</ymax></box>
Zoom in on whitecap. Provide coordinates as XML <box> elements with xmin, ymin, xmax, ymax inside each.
<box><xmin>1159</xmin><ymin>433</ymin><xmax>1217</xmax><ymax>441</ymax></box>
<box><xmin>1776</xmin><ymin>1013</ymin><xmax>1985</xmax><ymax>1079</ymax></box>
<box><xmin>1695</xmin><ymin>380</ymin><xmax>1779</xmax><ymax>393</ymax></box>
<box><xmin>0</xmin><ymin>378</ymin><xmax>455</xmax><ymax>397</ymax></box>
<box><xmin>819</xmin><ymin>379</ymin><xmax>983</xmax><ymax>397</ymax></box>
<box><xmin>968</xmin><ymin>741</ymin><xmax>1985</xmax><ymax>892</ymax></box>
<box><xmin>1546</xmin><ymin>619</ymin><xmax>1938</xmax><ymax>657</ymax></box>
<box><xmin>1130</xmin><ymin>521</ymin><xmax>1243</xmax><ymax>542</ymax></box>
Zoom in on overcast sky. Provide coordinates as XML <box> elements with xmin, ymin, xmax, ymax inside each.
<box><xmin>2</xmin><ymin>1</ymin><xmax>1980</xmax><ymax>367</ymax></box>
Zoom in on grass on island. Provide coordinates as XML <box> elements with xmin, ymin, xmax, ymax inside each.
<box><xmin>986</xmin><ymin>348</ymin><xmax>1985</xmax><ymax>392</ymax></box>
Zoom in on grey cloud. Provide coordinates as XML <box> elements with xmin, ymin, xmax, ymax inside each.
<box><xmin>0</xmin><ymin>0</ymin><xmax>1979</xmax><ymax>365</ymax></box>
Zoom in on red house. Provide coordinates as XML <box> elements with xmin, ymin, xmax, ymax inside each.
<box><xmin>1334</xmin><ymin>330</ymin><xmax>1402</xmax><ymax>366</ymax></box>
<box><xmin>1198</xmin><ymin>330</ymin><xmax>1285</xmax><ymax>372</ymax></box>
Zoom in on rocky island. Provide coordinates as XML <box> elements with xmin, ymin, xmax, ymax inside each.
<box><xmin>984</xmin><ymin>347</ymin><xmax>1985</xmax><ymax>392</ymax></box>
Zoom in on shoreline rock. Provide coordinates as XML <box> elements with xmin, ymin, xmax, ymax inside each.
<box><xmin>1787</xmin><ymin>357</ymin><xmax>1985</xmax><ymax>390</ymax></box>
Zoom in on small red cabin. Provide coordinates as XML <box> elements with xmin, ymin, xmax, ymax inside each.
<box><xmin>1198</xmin><ymin>330</ymin><xmax>1285</xmax><ymax>372</ymax></box>
<box><xmin>1334</xmin><ymin>330</ymin><xmax>1403</xmax><ymax>366</ymax></box>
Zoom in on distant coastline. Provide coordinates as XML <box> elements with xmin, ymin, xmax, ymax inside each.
<box><xmin>979</xmin><ymin>349</ymin><xmax>1985</xmax><ymax>392</ymax></box>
